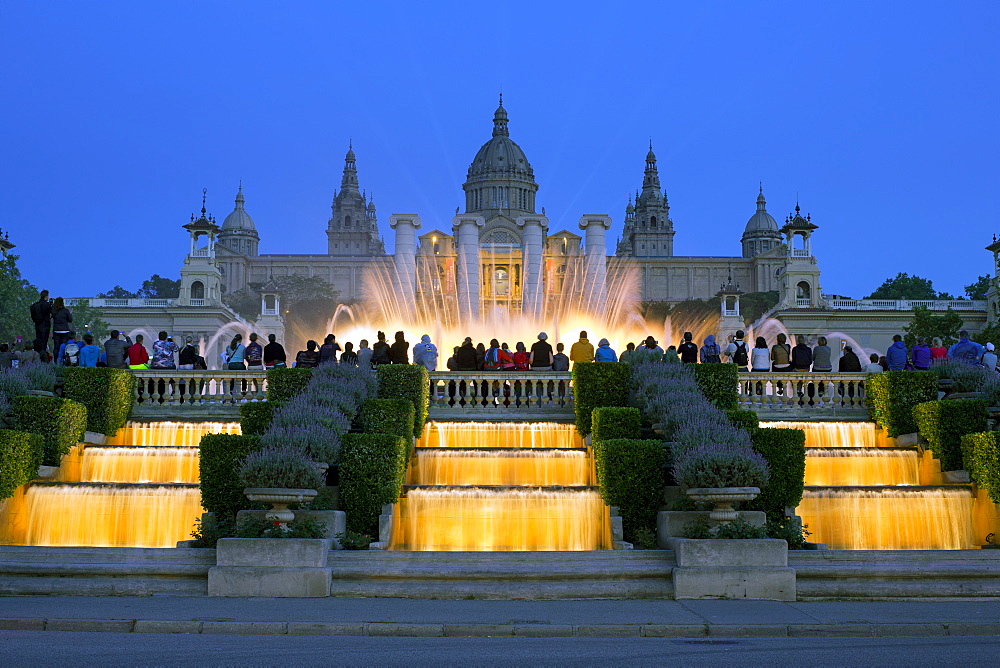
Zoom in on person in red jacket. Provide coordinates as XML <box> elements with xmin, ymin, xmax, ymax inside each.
<box><xmin>128</xmin><ymin>334</ymin><xmax>149</xmax><ymax>368</ymax></box>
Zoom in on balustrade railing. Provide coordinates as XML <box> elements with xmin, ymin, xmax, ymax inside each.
<box><xmin>131</xmin><ymin>370</ymin><xmax>268</xmax><ymax>408</ymax></box>
<box><xmin>125</xmin><ymin>369</ymin><xmax>870</xmax><ymax>416</ymax></box>
<box><xmin>737</xmin><ymin>372</ymin><xmax>869</xmax><ymax>411</ymax></box>
<box><xmin>428</xmin><ymin>371</ymin><xmax>573</xmax><ymax>413</ymax></box>
<box><xmin>826</xmin><ymin>298</ymin><xmax>985</xmax><ymax>311</ymax></box>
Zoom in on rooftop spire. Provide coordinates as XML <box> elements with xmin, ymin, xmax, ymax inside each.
<box><xmin>201</xmin><ymin>187</ymin><xmax>207</xmax><ymax>215</ymax></box>
<box><xmin>642</xmin><ymin>144</ymin><xmax>661</xmax><ymax>191</ymax></box>
<box><xmin>756</xmin><ymin>183</ymin><xmax>766</xmax><ymax>211</ymax></box>
<box><xmin>235</xmin><ymin>182</ymin><xmax>245</xmax><ymax>207</ymax></box>
<box><xmin>341</xmin><ymin>144</ymin><xmax>359</xmax><ymax>192</ymax></box>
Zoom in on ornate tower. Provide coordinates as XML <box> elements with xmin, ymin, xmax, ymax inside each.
<box><xmin>616</xmin><ymin>144</ymin><xmax>675</xmax><ymax>257</ymax></box>
<box><xmin>326</xmin><ymin>145</ymin><xmax>386</xmax><ymax>255</ymax></box>
<box><xmin>178</xmin><ymin>190</ymin><xmax>223</xmax><ymax>307</ymax></box>
<box><xmin>776</xmin><ymin>204</ymin><xmax>824</xmax><ymax>309</ymax></box>
<box><xmin>741</xmin><ymin>186</ymin><xmax>783</xmax><ymax>258</ymax></box>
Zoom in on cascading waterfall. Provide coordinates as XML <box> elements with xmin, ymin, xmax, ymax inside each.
<box><xmin>0</xmin><ymin>421</ymin><xmax>239</xmax><ymax>548</ymax></box>
<box><xmin>390</xmin><ymin>422</ymin><xmax>611</xmax><ymax>551</ymax></box>
<box><xmin>762</xmin><ymin>421</ymin><xmax>978</xmax><ymax>550</ymax></box>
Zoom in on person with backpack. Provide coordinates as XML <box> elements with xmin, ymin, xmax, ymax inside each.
<box><xmin>371</xmin><ymin>331</ymin><xmax>391</xmax><ymax>365</ymax></box>
<box><xmin>483</xmin><ymin>339</ymin><xmax>504</xmax><ymax>371</ymax></box>
<box><xmin>245</xmin><ymin>333</ymin><xmax>264</xmax><ymax>371</ymax></box>
<box><xmin>30</xmin><ymin>290</ymin><xmax>52</xmax><ymax>358</ymax></box>
<box><xmin>770</xmin><ymin>333</ymin><xmax>792</xmax><ymax>372</ymax></box>
<box><xmin>678</xmin><ymin>332</ymin><xmax>698</xmax><ymax>364</ymax></box>
<box><xmin>59</xmin><ymin>331</ymin><xmax>82</xmax><ymax>367</ymax></box>
<box><xmin>725</xmin><ymin>330</ymin><xmax>750</xmax><ymax>372</ymax></box>
<box><xmin>318</xmin><ymin>334</ymin><xmax>341</xmax><ymax>365</ymax></box>
<box><xmin>699</xmin><ymin>335</ymin><xmax>722</xmax><ymax>363</ymax></box>
<box><xmin>412</xmin><ymin>334</ymin><xmax>438</xmax><ymax>371</ymax></box>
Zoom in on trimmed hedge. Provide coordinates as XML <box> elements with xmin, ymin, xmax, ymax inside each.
<box><xmin>11</xmin><ymin>396</ymin><xmax>87</xmax><ymax>466</ymax></box>
<box><xmin>573</xmin><ymin>362</ymin><xmax>631</xmax><ymax>436</ymax></box>
<box><xmin>745</xmin><ymin>427</ymin><xmax>806</xmax><ymax>519</ymax></box>
<box><xmin>239</xmin><ymin>402</ymin><xmax>280</xmax><ymax>436</ymax></box>
<box><xmin>339</xmin><ymin>433</ymin><xmax>408</xmax><ymax>535</ymax></box>
<box><xmin>962</xmin><ymin>431</ymin><xmax>1000</xmax><ymax>503</ymax></box>
<box><xmin>376</xmin><ymin>365</ymin><xmax>428</xmax><ymax>437</ymax></box>
<box><xmin>0</xmin><ymin>429</ymin><xmax>44</xmax><ymax>500</ymax></box>
<box><xmin>357</xmin><ymin>398</ymin><xmax>415</xmax><ymax>440</ymax></box>
<box><xmin>199</xmin><ymin>434</ymin><xmax>262</xmax><ymax>519</ymax></box>
<box><xmin>726</xmin><ymin>409</ymin><xmax>760</xmax><ymax>434</ymax></box>
<box><xmin>266</xmin><ymin>368</ymin><xmax>313</xmax><ymax>402</ymax></box>
<box><xmin>913</xmin><ymin>399</ymin><xmax>988</xmax><ymax>472</ymax></box>
<box><xmin>62</xmin><ymin>367</ymin><xmax>136</xmax><ymax>435</ymax></box>
<box><xmin>592</xmin><ymin>438</ymin><xmax>665</xmax><ymax>540</ymax></box>
<box><xmin>866</xmin><ymin>370</ymin><xmax>937</xmax><ymax>438</ymax></box>
<box><xmin>692</xmin><ymin>363</ymin><xmax>739</xmax><ymax>409</ymax></box>
<box><xmin>592</xmin><ymin>407</ymin><xmax>641</xmax><ymax>441</ymax></box>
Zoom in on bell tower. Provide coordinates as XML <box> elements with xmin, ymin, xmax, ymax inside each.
<box><xmin>178</xmin><ymin>189</ymin><xmax>223</xmax><ymax>307</ymax></box>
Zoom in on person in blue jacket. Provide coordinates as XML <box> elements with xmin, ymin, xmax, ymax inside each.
<box><xmin>595</xmin><ymin>338</ymin><xmax>618</xmax><ymax>362</ymax></box>
<box><xmin>885</xmin><ymin>334</ymin><xmax>909</xmax><ymax>371</ymax></box>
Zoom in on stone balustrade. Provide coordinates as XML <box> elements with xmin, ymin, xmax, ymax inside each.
<box><xmin>737</xmin><ymin>371</ymin><xmax>869</xmax><ymax>412</ymax></box>
<box><xmin>427</xmin><ymin>372</ymin><xmax>574</xmax><ymax>418</ymax></box>
<box><xmin>124</xmin><ymin>368</ymin><xmax>872</xmax><ymax>419</ymax></box>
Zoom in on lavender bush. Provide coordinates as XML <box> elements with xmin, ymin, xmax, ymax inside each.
<box><xmin>673</xmin><ymin>443</ymin><xmax>770</xmax><ymax>489</ymax></box>
<box><xmin>239</xmin><ymin>444</ymin><xmax>324</xmax><ymax>490</ymax></box>
<box><xmin>260</xmin><ymin>423</ymin><xmax>343</xmax><ymax>463</ymax></box>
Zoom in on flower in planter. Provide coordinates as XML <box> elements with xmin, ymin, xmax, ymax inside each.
<box><xmin>239</xmin><ymin>445</ymin><xmax>324</xmax><ymax>490</ymax></box>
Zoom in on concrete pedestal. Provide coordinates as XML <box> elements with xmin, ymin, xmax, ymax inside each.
<box><xmin>666</xmin><ymin>538</ymin><xmax>795</xmax><ymax>601</ymax></box>
<box><xmin>208</xmin><ymin>538</ymin><xmax>332</xmax><ymax>597</ymax></box>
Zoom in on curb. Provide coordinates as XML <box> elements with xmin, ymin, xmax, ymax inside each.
<box><xmin>1</xmin><ymin>618</ymin><xmax>999</xmax><ymax>638</ymax></box>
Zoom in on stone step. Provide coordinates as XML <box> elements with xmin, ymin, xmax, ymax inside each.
<box><xmin>327</xmin><ymin>550</ymin><xmax>675</xmax><ymax>599</ymax></box>
<box><xmin>0</xmin><ymin>546</ymin><xmax>213</xmax><ymax>596</ymax></box>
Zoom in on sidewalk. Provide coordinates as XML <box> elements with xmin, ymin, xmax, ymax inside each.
<box><xmin>1</xmin><ymin>597</ymin><xmax>999</xmax><ymax>638</ymax></box>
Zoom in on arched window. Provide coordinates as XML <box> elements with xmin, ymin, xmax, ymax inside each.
<box><xmin>345</xmin><ymin>215</ymin><xmax>351</xmax><ymax>227</ymax></box>
<box><xmin>797</xmin><ymin>281</ymin><xmax>811</xmax><ymax>299</ymax></box>
<box><xmin>650</xmin><ymin>216</ymin><xmax>657</xmax><ymax>228</ymax></box>
<box><xmin>191</xmin><ymin>281</ymin><xmax>205</xmax><ymax>300</ymax></box>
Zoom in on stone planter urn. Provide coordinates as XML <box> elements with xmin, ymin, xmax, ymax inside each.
<box><xmin>243</xmin><ymin>488</ymin><xmax>318</xmax><ymax>530</ymax></box>
<box><xmin>685</xmin><ymin>487</ymin><xmax>760</xmax><ymax>524</ymax></box>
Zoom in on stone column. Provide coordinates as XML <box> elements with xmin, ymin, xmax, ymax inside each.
<box><xmin>517</xmin><ymin>215</ymin><xmax>549</xmax><ymax>318</ymax></box>
<box><xmin>451</xmin><ymin>215</ymin><xmax>484</xmax><ymax>325</ymax></box>
<box><xmin>389</xmin><ymin>214</ymin><xmax>422</xmax><ymax>319</ymax></box>
<box><xmin>579</xmin><ymin>215</ymin><xmax>612</xmax><ymax>316</ymax></box>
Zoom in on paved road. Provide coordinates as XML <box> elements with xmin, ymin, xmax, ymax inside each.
<box><xmin>2</xmin><ymin>632</ymin><xmax>998</xmax><ymax>666</ymax></box>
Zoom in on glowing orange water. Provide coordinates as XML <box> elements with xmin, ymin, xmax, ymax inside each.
<box><xmin>419</xmin><ymin>422</ymin><xmax>583</xmax><ymax>449</ymax></box>
<box><xmin>392</xmin><ymin>422</ymin><xmax>611</xmax><ymax>551</ymax></box>
<box><xmin>408</xmin><ymin>449</ymin><xmax>593</xmax><ymax>487</ymax></box>
<box><xmin>760</xmin><ymin>421</ymin><xmax>880</xmax><ymax>448</ymax></box>
<box><xmin>0</xmin><ymin>421</ymin><xmax>240</xmax><ymax>548</ymax></box>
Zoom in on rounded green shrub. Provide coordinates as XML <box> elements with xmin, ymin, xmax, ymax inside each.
<box><xmin>12</xmin><ymin>396</ymin><xmax>87</xmax><ymax>466</ymax></box>
<box><xmin>572</xmin><ymin>362</ymin><xmax>631</xmax><ymax>436</ymax></box>
<box><xmin>239</xmin><ymin>445</ymin><xmax>323</xmax><ymax>490</ymax></box>
<box><xmin>592</xmin><ymin>407</ymin><xmax>641</xmax><ymax>441</ymax></box>
<box><xmin>61</xmin><ymin>367</ymin><xmax>136</xmax><ymax>436</ymax></box>
<box><xmin>339</xmin><ymin>433</ymin><xmax>408</xmax><ymax>535</ymax></box>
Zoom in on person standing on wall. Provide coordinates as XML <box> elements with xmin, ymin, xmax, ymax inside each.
<box><xmin>29</xmin><ymin>290</ymin><xmax>52</xmax><ymax>360</ymax></box>
<box><xmin>50</xmin><ymin>297</ymin><xmax>72</xmax><ymax>365</ymax></box>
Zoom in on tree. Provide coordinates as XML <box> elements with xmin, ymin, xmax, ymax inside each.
<box><xmin>902</xmin><ymin>306</ymin><xmax>964</xmax><ymax>348</ymax></box>
<box><xmin>222</xmin><ymin>289</ymin><xmax>260</xmax><ymax>321</ymax></box>
<box><xmin>98</xmin><ymin>285</ymin><xmax>138</xmax><ymax>299</ymax></box>
<box><xmin>138</xmin><ymin>274</ymin><xmax>181</xmax><ymax>299</ymax></box>
<box><xmin>0</xmin><ymin>253</ymin><xmax>39</xmax><ymax>344</ymax></box>
<box><xmin>740</xmin><ymin>290</ymin><xmax>780</xmax><ymax>325</ymax></box>
<box><xmin>866</xmin><ymin>273</ymin><xmax>954</xmax><ymax>300</ymax></box>
<box><xmin>965</xmin><ymin>275</ymin><xmax>991</xmax><ymax>301</ymax></box>
<box><xmin>67</xmin><ymin>299</ymin><xmax>111</xmax><ymax>340</ymax></box>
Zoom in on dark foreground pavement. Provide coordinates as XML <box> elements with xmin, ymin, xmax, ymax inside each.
<box><xmin>1</xmin><ymin>596</ymin><xmax>1000</xmax><ymax>638</ymax></box>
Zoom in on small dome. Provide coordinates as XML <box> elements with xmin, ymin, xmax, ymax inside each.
<box><xmin>221</xmin><ymin>187</ymin><xmax>257</xmax><ymax>232</ymax></box>
<box><xmin>468</xmin><ymin>136</ymin><xmax>532</xmax><ymax>177</ymax></box>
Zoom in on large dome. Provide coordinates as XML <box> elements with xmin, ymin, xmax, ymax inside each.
<box><xmin>744</xmin><ymin>188</ymin><xmax>778</xmax><ymax>234</ymax></box>
<box><xmin>221</xmin><ymin>188</ymin><xmax>256</xmax><ymax>232</ymax></box>
<box><xmin>466</xmin><ymin>101</ymin><xmax>534</xmax><ymax>180</ymax></box>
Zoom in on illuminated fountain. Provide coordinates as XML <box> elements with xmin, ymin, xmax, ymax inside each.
<box><xmin>390</xmin><ymin>422</ymin><xmax>612</xmax><ymax>551</ymax></box>
<box><xmin>0</xmin><ymin>421</ymin><xmax>239</xmax><ymax>548</ymax></box>
<box><xmin>760</xmin><ymin>421</ymin><xmax>977</xmax><ymax>550</ymax></box>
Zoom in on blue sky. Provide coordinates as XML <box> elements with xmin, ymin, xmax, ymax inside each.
<box><xmin>1</xmin><ymin>2</ymin><xmax>997</xmax><ymax>300</ymax></box>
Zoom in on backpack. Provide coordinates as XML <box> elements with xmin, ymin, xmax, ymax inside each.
<box><xmin>732</xmin><ymin>341</ymin><xmax>748</xmax><ymax>367</ymax></box>
<box><xmin>246</xmin><ymin>343</ymin><xmax>262</xmax><ymax>364</ymax></box>
<box><xmin>703</xmin><ymin>345</ymin><xmax>721</xmax><ymax>364</ymax></box>
<box><xmin>371</xmin><ymin>342</ymin><xmax>391</xmax><ymax>365</ymax></box>
<box><xmin>484</xmin><ymin>347</ymin><xmax>501</xmax><ymax>370</ymax></box>
<box><xmin>63</xmin><ymin>342</ymin><xmax>80</xmax><ymax>366</ymax></box>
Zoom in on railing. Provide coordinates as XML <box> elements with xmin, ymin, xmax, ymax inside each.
<box><xmin>131</xmin><ymin>370</ymin><xmax>268</xmax><ymax>408</ymax></box>
<box><xmin>189</xmin><ymin>298</ymin><xmax>205</xmax><ymax>307</ymax></box>
<box><xmin>192</xmin><ymin>249</ymin><xmax>210</xmax><ymax>257</ymax></box>
<box><xmin>795</xmin><ymin>298</ymin><xmax>811</xmax><ymax>307</ymax></box>
<box><xmin>69</xmin><ymin>298</ymin><xmax>176</xmax><ymax>308</ymax></box>
<box><xmin>428</xmin><ymin>372</ymin><xmax>573</xmax><ymax>414</ymax></box>
<box><xmin>737</xmin><ymin>372</ymin><xmax>869</xmax><ymax>411</ymax></box>
<box><xmin>790</xmin><ymin>248</ymin><xmax>810</xmax><ymax>257</ymax></box>
<box><xmin>826</xmin><ymin>299</ymin><xmax>986</xmax><ymax>312</ymax></box>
